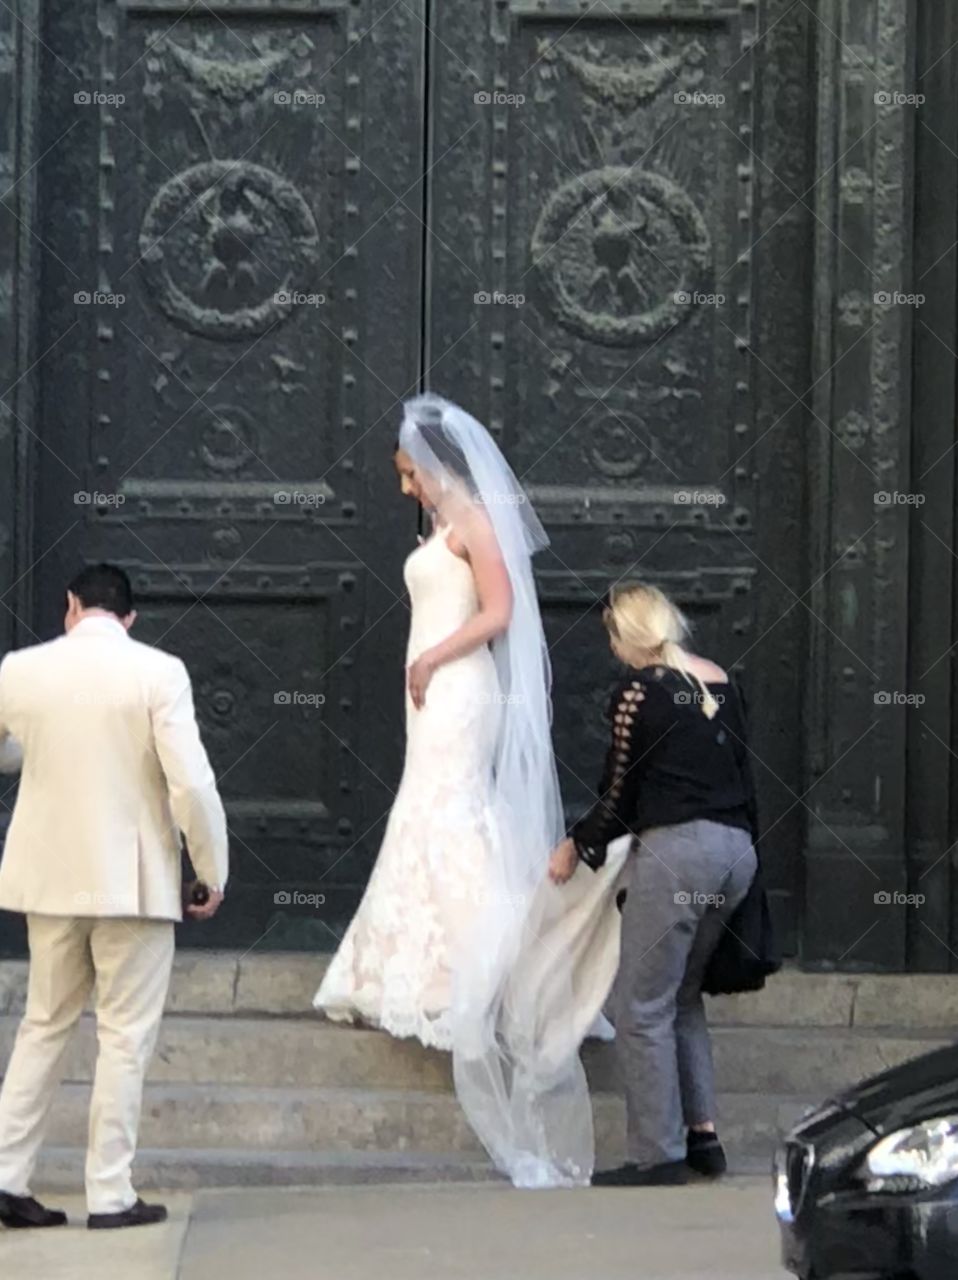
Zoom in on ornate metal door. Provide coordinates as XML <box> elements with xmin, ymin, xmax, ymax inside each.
<box><xmin>423</xmin><ymin>0</ymin><xmax>816</xmax><ymax>953</ymax></box>
<box><xmin>3</xmin><ymin>0</ymin><xmax>817</xmax><ymax>958</ymax></box>
<box><xmin>17</xmin><ymin>0</ymin><xmax>426</xmax><ymax>950</ymax></box>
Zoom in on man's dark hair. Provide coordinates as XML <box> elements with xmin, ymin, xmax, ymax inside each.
<box><xmin>66</xmin><ymin>563</ymin><xmax>134</xmax><ymax>618</ymax></box>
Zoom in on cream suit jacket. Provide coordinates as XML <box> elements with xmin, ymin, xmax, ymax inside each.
<box><xmin>0</xmin><ymin>615</ymin><xmax>228</xmax><ymax>920</ymax></box>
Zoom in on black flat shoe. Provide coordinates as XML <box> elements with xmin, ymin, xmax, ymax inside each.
<box><xmin>686</xmin><ymin>1129</ymin><xmax>727</xmax><ymax>1178</ymax></box>
<box><xmin>0</xmin><ymin>1191</ymin><xmax>68</xmax><ymax>1229</ymax></box>
<box><xmin>87</xmin><ymin>1198</ymin><xmax>168</xmax><ymax>1230</ymax></box>
<box><xmin>592</xmin><ymin>1160</ymin><xmax>690</xmax><ymax>1187</ymax></box>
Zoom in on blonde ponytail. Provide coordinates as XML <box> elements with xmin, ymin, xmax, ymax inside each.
<box><xmin>606</xmin><ymin>583</ymin><xmax>719</xmax><ymax>719</ymax></box>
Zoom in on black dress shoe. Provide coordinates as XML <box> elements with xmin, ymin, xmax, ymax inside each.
<box><xmin>592</xmin><ymin>1160</ymin><xmax>690</xmax><ymax>1187</ymax></box>
<box><xmin>0</xmin><ymin>1191</ymin><xmax>68</xmax><ymax>1229</ymax></box>
<box><xmin>686</xmin><ymin>1128</ymin><xmax>727</xmax><ymax>1178</ymax></box>
<box><xmin>87</xmin><ymin>1198</ymin><xmax>168</xmax><ymax>1230</ymax></box>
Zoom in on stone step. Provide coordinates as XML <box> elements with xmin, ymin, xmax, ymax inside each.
<box><xmin>4</xmin><ymin>952</ymin><xmax>958</xmax><ymax>1028</ymax></box>
<box><xmin>32</xmin><ymin>1083</ymin><xmax>810</xmax><ymax>1165</ymax></box>
<box><xmin>34</xmin><ymin>1146</ymin><xmax>774</xmax><ymax>1194</ymax></box>
<box><xmin>34</xmin><ymin>1147</ymin><xmax>501</xmax><ymax>1192</ymax></box>
<box><xmin>1</xmin><ymin>1014</ymin><xmax>948</xmax><ymax>1097</ymax></box>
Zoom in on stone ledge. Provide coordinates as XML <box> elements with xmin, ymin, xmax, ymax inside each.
<box><xmin>1</xmin><ymin>954</ymin><xmax>957</xmax><ymax>1030</ymax></box>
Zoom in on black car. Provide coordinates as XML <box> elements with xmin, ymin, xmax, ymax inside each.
<box><xmin>775</xmin><ymin>1043</ymin><xmax>958</xmax><ymax>1280</ymax></box>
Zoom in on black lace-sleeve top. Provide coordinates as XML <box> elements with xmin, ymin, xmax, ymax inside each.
<box><xmin>569</xmin><ymin>665</ymin><xmax>759</xmax><ymax>870</ymax></box>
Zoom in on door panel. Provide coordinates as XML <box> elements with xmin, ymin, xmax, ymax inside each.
<box><xmin>9</xmin><ymin>0</ymin><xmax>426</xmax><ymax>951</ymax></box>
<box><xmin>425</xmin><ymin>0</ymin><xmax>811</xmax><ymax>949</ymax></box>
<box><xmin>0</xmin><ymin>0</ymin><xmax>815</xmax><ymax>959</ymax></box>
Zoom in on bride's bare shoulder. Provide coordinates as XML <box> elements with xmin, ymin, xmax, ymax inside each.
<box><xmin>447</xmin><ymin>504</ymin><xmax>497</xmax><ymax>561</ymax></box>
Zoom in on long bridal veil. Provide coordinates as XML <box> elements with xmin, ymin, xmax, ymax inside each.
<box><xmin>399</xmin><ymin>393</ymin><xmax>625</xmax><ymax>1187</ymax></box>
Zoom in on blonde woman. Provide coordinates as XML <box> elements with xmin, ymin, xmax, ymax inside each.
<box><xmin>549</xmin><ymin>583</ymin><xmax>758</xmax><ymax>1188</ymax></box>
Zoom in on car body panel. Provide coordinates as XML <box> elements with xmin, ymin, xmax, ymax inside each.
<box><xmin>775</xmin><ymin>1042</ymin><xmax>958</xmax><ymax>1280</ymax></box>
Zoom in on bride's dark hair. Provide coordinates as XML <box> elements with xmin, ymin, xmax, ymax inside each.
<box><xmin>399</xmin><ymin>396</ymin><xmax>473</xmax><ymax>489</ymax></box>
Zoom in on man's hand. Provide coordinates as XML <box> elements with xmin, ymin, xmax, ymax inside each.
<box><xmin>187</xmin><ymin>888</ymin><xmax>224</xmax><ymax>921</ymax></box>
<box><xmin>549</xmin><ymin>837</ymin><xmax>579</xmax><ymax>886</ymax></box>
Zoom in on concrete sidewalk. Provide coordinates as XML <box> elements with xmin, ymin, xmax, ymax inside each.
<box><xmin>1</xmin><ymin>1192</ymin><xmax>192</xmax><ymax>1279</ymax></box>
<box><xmin>3</xmin><ymin>1178</ymin><xmax>784</xmax><ymax>1280</ymax></box>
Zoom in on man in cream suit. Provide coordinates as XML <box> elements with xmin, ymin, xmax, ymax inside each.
<box><xmin>0</xmin><ymin>564</ymin><xmax>228</xmax><ymax>1231</ymax></box>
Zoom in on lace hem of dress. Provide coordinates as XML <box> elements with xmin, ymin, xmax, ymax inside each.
<box><xmin>314</xmin><ymin>990</ymin><xmax>454</xmax><ymax>1053</ymax></box>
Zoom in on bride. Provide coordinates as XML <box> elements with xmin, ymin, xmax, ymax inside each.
<box><xmin>314</xmin><ymin>393</ymin><xmax>624</xmax><ymax>1187</ymax></box>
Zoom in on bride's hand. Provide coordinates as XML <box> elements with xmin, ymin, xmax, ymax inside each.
<box><xmin>407</xmin><ymin>652</ymin><xmax>437</xmax><ymax>709</ymax></box>
<box><xmin>549</xmin><ymin>837</ymin><xmax>579</xmax><ymax>885</ymax></box>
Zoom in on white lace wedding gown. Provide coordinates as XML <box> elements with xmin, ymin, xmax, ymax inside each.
<box><xmin>314</xmin><ymin>525</ymin><xmax>505</xmax><ymax>1048</ymax></box>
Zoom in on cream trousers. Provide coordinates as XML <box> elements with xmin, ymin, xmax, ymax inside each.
<box><xmin>0</xmin><ymin>914</ymin><xmax>174</xmax><ymax>1213</ymax></box>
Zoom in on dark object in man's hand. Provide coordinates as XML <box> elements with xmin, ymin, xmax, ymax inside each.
<box><xmin>188</xmin><ymin>880</ymin><xmax>210</xmax><ymax>907</ymax></box>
